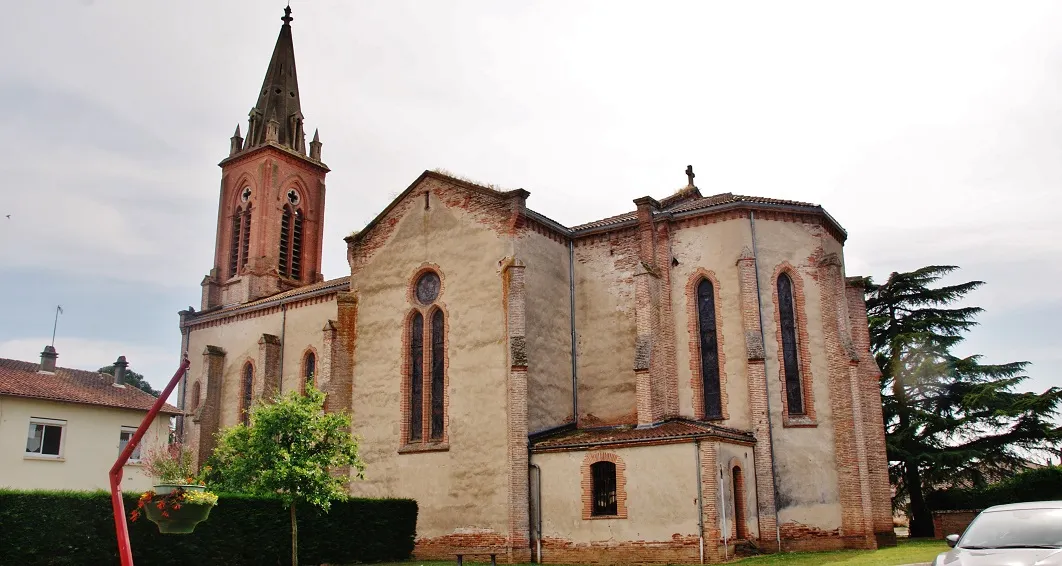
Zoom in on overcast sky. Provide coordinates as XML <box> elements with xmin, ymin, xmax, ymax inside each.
<box><xmin>1</xmin><ymin>1</ymin><xmax>1059</xmax><ymax>405</ymax></box>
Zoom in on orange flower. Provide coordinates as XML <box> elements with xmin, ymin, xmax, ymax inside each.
<box><xmin>160</xmin><ymin>510</ymin><xmax>170</xmax><ymax>518</ymax></box>
<box><xmin>156</xmin><ymin>500</ymin><xmax>166</xmax><ymax>510</ymax></box>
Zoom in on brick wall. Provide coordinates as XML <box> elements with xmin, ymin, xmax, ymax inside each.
<box><xmin>932</xmin><ymin>510</ymin><xmax>979</xmax><ymax>539</ymax></box>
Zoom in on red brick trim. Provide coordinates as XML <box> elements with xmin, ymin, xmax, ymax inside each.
<box><xmin>770</xmin><ymin>262</ymin><xmax>816</xmax><ymax>427</ymax></box>
<box><xmin>728</xmin><ymin>457</ymin><xmax>749</xmax><ymax>540</ymax></box>
<box><xmin>400</xmin><ymin>267</ymin><xmax>450</xmax><ymax>452</ymax></box>
<box><xmin>300</xmin><ymin>346</ymin><xmax>318</xmax><ymax>394</ymax></box>
<box><xmin>580</xmin><ymin>452</ymin><xmax>628</xmax><ymax>520</ymax></box>
<box><xmin>685</xmin><ymin>269</ymin><xmax>729</xmax><ymax>421</ymax></box>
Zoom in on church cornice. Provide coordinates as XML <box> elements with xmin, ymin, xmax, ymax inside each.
<box><xmin>181</xmin><ymin>276</ymin><xmax>349</xmax><ymax>330</ymax></box>
<box><xmin>218</xmin><ymin>142</ymin><xmax>329</xmax><ymax>173</ymax></box>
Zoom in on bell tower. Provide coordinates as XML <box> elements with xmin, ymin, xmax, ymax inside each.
<box><xmin>201</xmin><ymin>6</ymin><xmax>329</xmax><ymax>310</ymax></box>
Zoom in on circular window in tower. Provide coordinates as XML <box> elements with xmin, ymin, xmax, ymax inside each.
<box><xmin>241</xmin><ymin>187</ymin><xmax>251</xmax><ymax>202</ymax></box>
<box><xmin>286</xmin><ymin>189</ymin><xmax>301</xmax><ymax>206</ymax></box>
<box><xmin>415</xmin><ymin>271</ymin><xmax>441</xmax><ymax>305</ymax></box>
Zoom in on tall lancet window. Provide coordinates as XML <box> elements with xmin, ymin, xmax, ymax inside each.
<box><xmin>696</xmin><ymin>278</ymin><xmax>723</xmax><ymax>418</ymax></box>
<box><xmin>777</xmin><ymin>273</ymin><xmax>804</xmax><ymax>415</ymax></box>
<box><xmin>403</xmin><ymin>270</ymin><xmax>448</xmax><ymax>448</ymax></box>
<box><xmin>279</xmin><ymin>188</ymin><xmax>304</xmax><ymax>280</ymax></box>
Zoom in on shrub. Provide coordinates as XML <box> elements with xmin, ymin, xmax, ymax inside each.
<box><xmin>927</xmin><ymin>465</ymin><xmax>1062</xmax><ymax>511</ymax></box>
<box><xmin>0</xmin><ymin>489</ymin><xmax>417</xmax><ymax>566</ymax></box>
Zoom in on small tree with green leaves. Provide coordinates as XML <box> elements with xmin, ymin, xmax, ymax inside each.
<box><xmin>204</xmin><ymin>385</ymin><xmax>365</xmax><ymax>566</ymax></box>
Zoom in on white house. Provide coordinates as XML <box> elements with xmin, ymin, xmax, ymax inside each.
<box><xmin>0</xmin><ymin>346</ymin><xmax>176</xmax><ymax>492</ymax></box>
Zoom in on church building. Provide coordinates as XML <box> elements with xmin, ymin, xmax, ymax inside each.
<box><xmin>177</xmin><ymin>8</ymin><xmax>895</xmax><ymax>563</ymax></box>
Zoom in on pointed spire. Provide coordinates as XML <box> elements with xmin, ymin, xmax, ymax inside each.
<box><xmin>246</xmin><ymin>6</ymin><xmax>302</xmax><ymax>149</ymax></box>
<box><xmin>230</xmin><ymin>124</ymin><xmax>244</xmax><ymax>156</ymax></box>
<box><xmin>309</xmin><ymin>128</ymin><xmax>322</xmax><ymax>161</ymax></box>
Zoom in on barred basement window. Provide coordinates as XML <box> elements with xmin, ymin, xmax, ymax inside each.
<box><xmin>777</xmin><ymin>273</ymin><xmax>804</xmax><ymax>415</ymax></box>
<box><xmin>408</xmin><ymin>312</ymin><xmax>424</xmax><ymax>441</ymax></box>
<box><xmin>696</xmin><ymin>278</ymin><xmax>722</xmax><ymax>418</ymax></box>
<box><xmin>241</xmin><ymin>362</ymin><xmax>254</xmax><ymax>425</ymax></box>
<box><xmin>229</xmin><ymin>207</ymin><xmax>242</xmax><ymax>277</ymax></box>
<box><xmin>591</xmin><ymin>461</ymin><xmax>618</xmax><ymax>516</ymax></box>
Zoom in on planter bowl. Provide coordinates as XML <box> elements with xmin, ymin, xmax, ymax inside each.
<box><xmin>153</xmin><ymin>484</ymin><xmax>206</xmax><ymax>495</ymax></box>
<box><xmin>143</xmin><ymin>501</ymin><xmax>214</xmax><ymax>534</ymax></box>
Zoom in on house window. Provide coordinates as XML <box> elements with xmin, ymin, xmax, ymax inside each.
<box><xmin>777</xmin><ymin>273</ymin><xmax>804</xmax><ymax>415</ymax></box>
<box><xmin>304</xmin><ymin>351</ymin><xmax>316</xmax><ymax>389</ymax></box>
<box><xmin>278</xmin><ymin>204</ymin><xmax>304</xmax><ymax>280</ymax></box>
<box><xmin>696</xmin><ymin>278</ymin><xmax>722</xmax><ymax>418</ymax></box>
<box><xmin>403</xmin><ymin>269</ymin><xmax>447</xmax><ymax>448</ymax></box>
<box><xmin>241</xmin><ymin>362</ymin><xmax>254</xmax><ymax>425</ymax></box>
<box><xmin>118</xmin><ymin>426</ymin><xmax>142</xmax><ymax>462</ymax></box>
<box><xmin>26</xmin><ymin>418</ymin><xmax>65</xmax><ymax>458</ymax></box>
<box><xmin>591</xmin><ymin>461</ymin><xmax>618</xmax><ymax>516</ymax></box>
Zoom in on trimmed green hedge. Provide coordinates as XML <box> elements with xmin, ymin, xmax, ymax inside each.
<box><xmin>0</xmin><ymin>490</ymin><xmax>417</xmax><ymax>565</ymax></box>
<box><xmin>927</xmin><ymin>465</ymin><xmax>1062</xmax><ymax>511</ymax></box>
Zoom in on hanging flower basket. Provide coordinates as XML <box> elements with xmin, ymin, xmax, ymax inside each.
<box><xmin>131</xmin><ymin>485</ymin><xmax>218</xmax><ymax>535</ymax></box>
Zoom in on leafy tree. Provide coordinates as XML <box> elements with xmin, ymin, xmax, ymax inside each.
<box><xmin>98</xmin><ymin>364</ymin><xmax>160</xmax><ymax>396</ymax></box>
<box><xmin>863</xmin><ymin>265</ymin><xmax>1062</xmax><ymax>537</ymax></box>
<box><xmin>203</xmin><ymin>384</ymin><xmax>365</xmax><ymax>566</ymax></box>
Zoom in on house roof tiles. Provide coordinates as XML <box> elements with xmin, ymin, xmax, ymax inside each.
<box><xmin>0</xmin><ymin>358</ymin><xmax>179</xmax><ymax>414</ymax></box>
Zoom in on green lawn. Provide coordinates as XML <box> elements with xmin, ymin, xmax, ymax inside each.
<box><xmin>730</xmin><ymin>538</ymin><xmax>946</xmax><ymax>566</ymax></box>
<box><xmin>362</xmin><ymin>539</ymin><xmax>947</xmax><ymax>566</ymax></box>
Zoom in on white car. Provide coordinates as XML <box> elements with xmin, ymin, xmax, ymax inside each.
<box><xmin>934</xmin><ymin>501</ymin><xmax>1062</xmax><ymax>566</ymax></box>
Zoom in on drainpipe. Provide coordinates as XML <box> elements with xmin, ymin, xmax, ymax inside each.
<box><xmin>278</xmin><ymin>303</ymin><xmax>288</xmax><ymax>394</ymax></box>
<box><xmin>529</xmin><ymin>458</ymin><xmax>543</xmax><ymax>563</ymax></box>
<box><xmin>720</xmin><ymin>466</ymin><xmax>729</xmax><ymax>560</ymax></box>
<box><xmin>695</xmin><ymin>440</ymin><xmax>704</xmax><ymax>565</ymax></box>
<box><xmin>568</xmin><ymin>239</ymin><xmax>578</xmax><ymax>424</ymax></box>
<box><xmin>749</xmin><ymin>210</ymin><xmax>782</xmax><ymax>552</ymax></box>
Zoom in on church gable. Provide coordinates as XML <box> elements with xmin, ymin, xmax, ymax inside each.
<box><xmin>345</xmin><ymin>170</ymin><xmax>529</xmax><ymax>273</ymax></box>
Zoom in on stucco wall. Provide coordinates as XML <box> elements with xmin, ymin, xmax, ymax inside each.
<box><xmin>519</xmin><ymin>228</ymin><xmax>575</xmax><ymax>433</ymax></box>
<box><xmin>753</xmin><ymin>218</ymin><xmax>841</xmax><ymax>531</ymax></box>
<box><xmin>0</xmin><ymin>396</ymin><xmax>169</xmax><ymax>492</ymax></box>
<box><xmin>573</xmin><ymin>230</ymin><xmax>639</xmax><ymax>426</ymax></box>
<box><xmin>184</xmin><ymin>299</ymin><xmax>337</xmax><ymax>430</ymax></box>
<box><xmin>532</xmin><ymin>442</ymin><xmax>700</xmax><ymax>544</ymax></box>
<box><xmin>717</xmin><ymin>442</ymin><xmax>760</xmax><ymax>541</ymax></box>
<box><xmin>346</xmin><ymin>179</ymin><xmax>513</xmax><ymax>540</ymax></box>
<box><xmin>669</xmin><ymin>218</ymin><xmax>753</xmax><ymax>429</ymax></box>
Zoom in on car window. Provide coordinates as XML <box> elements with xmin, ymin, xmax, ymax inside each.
<box><xmin>959</xmin><ymin>508</ymin><xmax>1062</xmax><ymax>548</ymax></box>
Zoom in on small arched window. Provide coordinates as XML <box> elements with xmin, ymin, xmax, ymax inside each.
<box><xmin>240</xmin><ymin>362</ymin><xmax>254</xmax><ymax>425</ymax></box>
<box><xmin>191</xmin><ymin>381</ymin><xmax>201</xmax><ymax>411</ymax></box>
<box><xmin>777</xmin><ymin>273</ymin><xmax>804</xmax><ymax>415</ymax></box>
<box><xmin>696</xmin><ymin>278</ymin><xmax>722</xmax><ymax>418</ymax></box>
<box><xmin>303</xmin><ymin>351</ymin><xmax>316</xmax><ymax>390</ymax></box>
<box><xmin>590</xmin><ymin>461</ymin><xmax>618</xmax><ymax>516</ymax></box>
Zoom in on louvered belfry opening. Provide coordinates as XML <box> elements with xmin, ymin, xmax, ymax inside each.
<box><xmin>591</xmin><ymin>461</ymin><xmax>618</xmax><ymax>516</ymax></box>
<box><xmin>778</xmin><ymin>273</ymin><xmax>804</xmax><ymax>415</ymax></box>
<box><xmin>229</xmin><ymin>207</ymin><xmax>242</xmax><ymax>278</ymax></box>
<box><xmin>240</xmin><ymin>206</ymin><xmax>251</xmax><ymax>267</ymax></box>
<box><xmin>278</xmin><ymin>206</ymin><xmax>304</xmax><ymax>281</ymax></box>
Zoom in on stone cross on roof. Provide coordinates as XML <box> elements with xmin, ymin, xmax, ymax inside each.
<box><xmin>686</xmin><ymin>165</ymin><xmax>695</xmax><ymax>187</ymax></box>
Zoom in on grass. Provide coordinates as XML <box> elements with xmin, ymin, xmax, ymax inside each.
<box><xmin>361</xmin><ymin>539</ymin><xmax>947</xmax><ymax>566</ymax></box>
<box><xmin>730</xmin><ymin>538</ymin><xmax>946</xmax><ymax>566</ymax></box>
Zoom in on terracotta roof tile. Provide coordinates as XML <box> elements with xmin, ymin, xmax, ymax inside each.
<box><xmin>530</xmin><ymin>418</ymin><xmax>754</xmax><ymax>451</ymax></box>
<box><xmin>665</xmin><ymin>193</ymin><xmax>819</xmax><ymax>214</ymax></box>
<box><xmin>195</xmin><ymin>276</ymin><xmax>350</xmax><ymax>318</ymax></box>
<box><xmin>0</xmin><ymin>358</ymin><xmax>179</xmax><ymax>414</ymax></box>
<box><xmin>570</xmin><ymin>211</ymin><xmax>637</xmax><ymax>232</ymax></box>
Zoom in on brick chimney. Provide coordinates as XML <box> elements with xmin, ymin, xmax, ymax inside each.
<box><xmin>39</xmin><ymin>345</ymin><xmax>57</xmax><ymax>373</ymax></box>
<box><xmin>113</xmin><ymin>355</ymin><xmax>128</xmax><ymax>387</ymax></box>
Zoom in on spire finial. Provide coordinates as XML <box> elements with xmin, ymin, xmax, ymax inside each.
<box><xmin>282</xmin><ymin>5</ymin><xmax>293</xmax><ymax>25</ymax></box>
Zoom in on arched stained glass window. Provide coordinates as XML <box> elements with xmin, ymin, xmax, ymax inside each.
<box><xmin>696</xmin><ymin>278</ymin><xmax>722</xmax><ymax>418</ymax></box>
<box><xmin>241</xmin><ymin>362</ymin><xmax>254</xmax><ymax>425</ymax></box>
<box><xmin>777</xmin><ymin>273</ymin><xmax>804</xmax><ymax>415</ymax></box>
<box><xmin>430</xmin><ymin>309</ymin><xmax>445</xmax><ymax>440</ymax></box>
<box><xmin>405</xmin><ymin>270</ymin><xmax>447</xmax><ymax>446</ymax></box>
<box><xmin>409</xmin><ymin>313</ymin><xmax>424</xmax><ymax>441</ymax></box>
